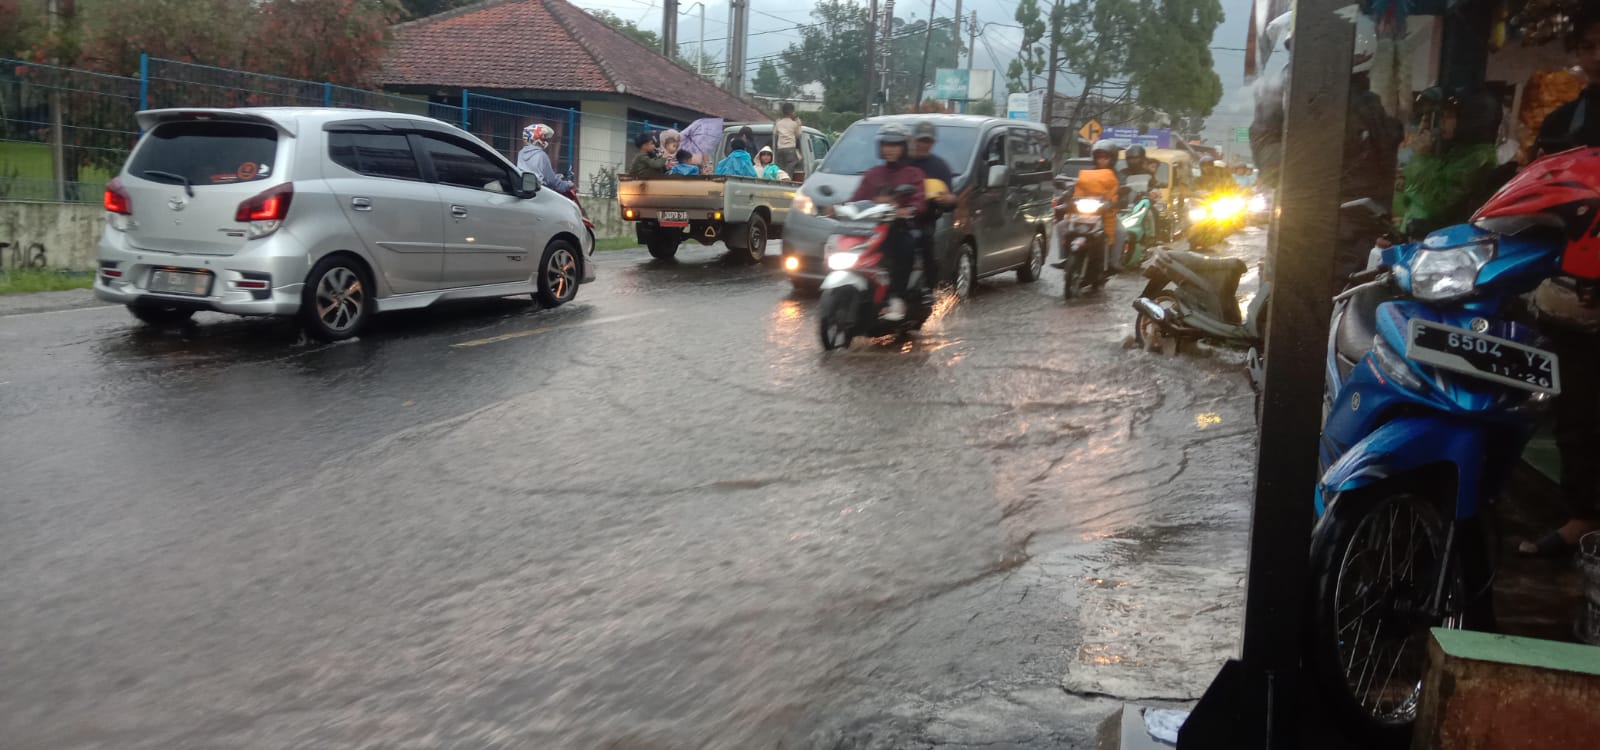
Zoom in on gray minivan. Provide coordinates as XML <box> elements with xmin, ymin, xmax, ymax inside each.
<box><xmin>781</xmin><ymin>114</ymin><xmax>1054</xmax><ymax>297</ymax></box>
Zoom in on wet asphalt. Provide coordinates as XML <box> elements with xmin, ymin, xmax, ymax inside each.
<box><xmin>0</xmin><ymin>232</ymin><xmax>1265</xmax><ymax>749</ymax></box>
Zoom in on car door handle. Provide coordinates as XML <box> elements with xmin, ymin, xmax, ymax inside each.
<box><xmin>351</xmin><ymin>197</ymin><xmax>373</xmax><ymax>211</ymax></box>
<box><xmin>450</xmin><ymin>205</ymin><xmax>469</xmax><ymax>218</ymax></box>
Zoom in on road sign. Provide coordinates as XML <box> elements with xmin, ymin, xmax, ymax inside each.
<box><xmin>1234</xmin><ymin>126</ymin><xmax>1250</xmax><ymax>144</ymax></box>
<box><xmin>1105</xmin><ymin>126</ymin><xmax>1172</xmax><ymax>149</ymax></box>
<box><xmin>1007</xmin><ymin>93</ymin><xmax>1030</xmax><ymax>120</ymax></box>
<box><xmin>934</xmin><ymin>69</ymin><xmax>969</xmax><ymax>100</ymax></box>
<box><xmin>1078</xmin><ymin>119</ymin><xmax>1102</xmax><ymax>143</ymax></box>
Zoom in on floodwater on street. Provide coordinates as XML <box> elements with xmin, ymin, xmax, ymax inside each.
<box><xmin>0</xmin><ymin>232</ymin><xmax>1265</xmax><ymax>749</ymax></box>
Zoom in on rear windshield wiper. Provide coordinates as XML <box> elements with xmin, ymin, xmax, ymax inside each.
<box><xmin>143</xmin><ymin>170</ymin><xmax>195</xmax><ymax>197</ymax></box>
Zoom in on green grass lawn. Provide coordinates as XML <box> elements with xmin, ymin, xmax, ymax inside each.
<box><xmin>0</xmin><ymin>268</ymin><xmax>95</xmax><ymax>295</ymax></box>
<box><xmin>1</xmin><ymin>140</ymin><xmax>115</xmax><ymax>201</ymax></box>
<box><xmin>594</xmin><ymin>236</ymin><xmax>641</xmax><ymax>251</ymax></box>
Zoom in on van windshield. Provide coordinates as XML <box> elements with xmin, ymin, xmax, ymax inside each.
<box><xmin>128</xmin><ymin>121</ymin><xmax>278</xmax><ymax>187</ymax></box>
<box><xmin>819</xmin><ymin>123</ymin><xmax>978</xmax><ymax>180</ymax></box>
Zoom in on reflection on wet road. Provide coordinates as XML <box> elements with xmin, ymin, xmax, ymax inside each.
<box><xmin>0</xmin><ymin>236</ymin><xmax>1262</xmax><ymax>748</ymax></box>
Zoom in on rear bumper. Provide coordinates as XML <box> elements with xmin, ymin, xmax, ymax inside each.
<box><xmin>93</xmin><ymin>227</ymin><xmax>309</xmax><ymax>316</ymax></box>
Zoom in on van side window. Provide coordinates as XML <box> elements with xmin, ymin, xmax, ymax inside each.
<box><xmin>810</xmin><ymin>134</ymin><xmax>829</xmax><ymax>160</ymax></box>
<box><xmin>328</xmin><ymin>132</ymin><xmax>422</xmax><ymax>181</ymax></box>
<box><xmin>1029</xmin><ymin>130</ymin><xmax>1053</xmax><ymax>173</ymax></box>
<box><xmin>984</xmin><ymin>133</ymin><xmax>1006</xmax><ymax>167</ymax></box>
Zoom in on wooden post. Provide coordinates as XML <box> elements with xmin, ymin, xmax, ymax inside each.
<box><xmin>1178</xmin><ymin>0</ymin><xmax>1355</xmax><ymax>745</ymax></box>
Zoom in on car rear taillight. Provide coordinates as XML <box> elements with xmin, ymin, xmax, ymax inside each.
<box><xmin>236</xmin><ymin>183</ymin><xmax>293</xmax><ymax>238</ymax></box>
<box><xmin>236</xmin><ymin>183</ymin><xmax>293</xmax><ymax>222</ymax></box>
<box><xmin>104</xmin><ymin>178</ymin><xmax>132</xmax><ymax>215</ymax></box>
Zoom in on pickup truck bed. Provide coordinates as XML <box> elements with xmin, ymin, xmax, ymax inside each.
<box><xmin>618</xmin><ymin>175</ymin><xmax>798</xmax><ymax>263</ymax></box>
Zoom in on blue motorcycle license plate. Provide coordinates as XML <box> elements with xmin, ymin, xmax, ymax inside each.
<box><xmin>1407</xmin><ymin>319</ymin><xmax>1560</xmax><ymax>395</ymax></box>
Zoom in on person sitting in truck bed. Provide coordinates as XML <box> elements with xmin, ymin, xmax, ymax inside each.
<box><xmin>714</xmin><ymin>139</ymin><xmax>759</xmax><ymax>178</ymax></box>
<box><xmin>628</xmin><ymin>132</ymin><xmax>666</xmax><ymax>177</ymax></box>
<box><xmin>669</xmin><ymin>150</ymin><xmax>701</xmax><ymax>176</ymax></box>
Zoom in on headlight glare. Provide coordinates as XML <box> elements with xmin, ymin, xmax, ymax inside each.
<box><xmin>1074</xmin><ymin>198</ymin><xmax>1105</xmax><ymax>214</ymax></box>
<box><xmin>1411</xmin><ymin>241</ymin><xmax>1493</xmax><ymax>301</ymax></box>
<box><xmin>1188</xmin><ymin>206</ymin><xmax>1209</xmax><ymax>222</ymax></box>
<box><xmin>794</xmin><ymin>193</ymin><xmax>816</xmax><ymax>216</ymax></box>
<box><xmin>827</xmin><ymin>252</ymin><xmax>862</xmax><ymax>271</ymax></box>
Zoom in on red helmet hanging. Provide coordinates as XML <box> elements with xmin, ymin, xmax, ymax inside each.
<box><xmin>1473</xmin><ymin>147</ymin><xmax>1600</xmax><ymax>278</ymax></box>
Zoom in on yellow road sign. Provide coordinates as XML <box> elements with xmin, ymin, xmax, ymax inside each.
<box><xmin>1078</xmin><ymin>119</ymin><xmax>1103</xmax><ymax>143</ymax></box>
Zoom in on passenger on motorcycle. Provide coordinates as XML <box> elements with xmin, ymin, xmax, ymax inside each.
<box><xmin>849</xmin><ymin>123</ymin><xmax>927</xmax><ymax>322</ymax></box>
<box><xmin>909</xmin><ymin>121</ymin><xmax>957</xmax><ymax>289</ymax></box>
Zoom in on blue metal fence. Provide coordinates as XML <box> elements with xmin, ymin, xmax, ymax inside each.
<box><xmin>2</xmin><ymin>56</ymin><xmax>672</xmax><ymax>203</ymax></box>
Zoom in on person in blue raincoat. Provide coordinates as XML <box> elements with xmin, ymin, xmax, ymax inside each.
<box><xmin>517</xmin><ymin>124</ymin><xmax>572</xmax><ymax>193</ymax></box>
<box><xmin>713</xmin><ymin>139</ymin><xmax>759</xmax><ymax>177</ymax></box>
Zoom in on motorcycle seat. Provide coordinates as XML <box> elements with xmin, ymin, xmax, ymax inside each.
<box><xmin>1163</xmin><ymin>250</ymin><xmax>1247</xmax><ymax>276</ymax></box>
<box><xmin>1335</xmin><ymin>283</ymin><xmax>1387</xmax><ymax>379</ymax></box>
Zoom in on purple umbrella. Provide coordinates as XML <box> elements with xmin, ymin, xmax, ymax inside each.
<box><xmin>677</xmin><ymin>117</ymin><xmax>724</xmax><ymax>161</ymax></box>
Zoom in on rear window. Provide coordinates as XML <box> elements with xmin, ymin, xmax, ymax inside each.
<box><xmin>129</xmin><ymin>121</ymin><xmax>278</xmax><ymax>186</ymax></box>
<box><xmin>819</xmin><ymin>123</ymin><xmax>979</xmax><ymax>179</ymax></box>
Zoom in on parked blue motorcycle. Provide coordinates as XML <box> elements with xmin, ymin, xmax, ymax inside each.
<box><xmin>1307</xmin><ymin>210</ymin><xmax>1568</xmax><ymax>743</ymax></box>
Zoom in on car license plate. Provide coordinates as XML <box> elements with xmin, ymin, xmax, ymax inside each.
<box><xmin>147</xmin><ymin>268</ymin><xmax>212</xmax><ymax>296</ymax></box>
<box><xmin>1407</xmin><ymin>319</ymin><xmax>1560</xmax><ymax>395</ymax></box>
<box><xmin>659</xmin><ymin>211</ymin><xmax>688</xmax><ymax>223</ymax></box>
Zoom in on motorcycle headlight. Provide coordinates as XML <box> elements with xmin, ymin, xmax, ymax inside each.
<box><xmin>1248</xmin><ymin>195</ymin><xmax>1268</xmax><ymax>212</ymax></box>
<box><xmin>827</xmin><ymin>252</ymin><xmax>862</xmax><ymax>271</ymax></box>
<box><xmin>1411</xmin><ymin>241</ymin><xmax>1494</xmax><ymax>302</ymax></box>
<box><xmin>1210</xmin><ymin>196</ymin><xmax>1247</xmax><ymax>220</ymax></box>
<box><xmin>1188</xmin><ymin>206</ymin><xmax>1209</xmax><ymax>222</ymax></box>
<box><xmin>1074</xmin><ymin>198</ymin><xmax>1105</xmax><ymax>214</ymax></box>
<box><xmin>794</xmin><ymin>193</ymin><xmax>816</xmax><ymax>216</ymax></box>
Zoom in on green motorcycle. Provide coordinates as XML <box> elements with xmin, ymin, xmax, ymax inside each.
<box><xmin>1114</xmin><ymin>174</ymin><xmax>1158</xmax><ymax>271</ymax></box>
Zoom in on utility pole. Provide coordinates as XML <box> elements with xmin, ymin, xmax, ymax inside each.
<box><xmin>913</xmin><ymin>0</ymin><xmax>937</xmax><ymax>113</ymax></box>
<box><xmin>46</xmin><ymin>0</ymin><xmax>67</xmax><ymax>203</ymax></box>
<box><xmin>1043</xmin><ymin>0</ymin><xmax>1061</xmax><ymax>130</ymax></box>
<box><xmin>725</xmin><ymin>0</ymin><xmax>748</xmax><ymax>96</ymax></box>
<box><xmin>967</xmin><ymin>11</ymin><xmax>977</xmax><ymax>70</ymax></box>
<box><xmin>662</xmin><ymin>0</ymin><xmax>678</xmax><ymax>58</ymax></box>
<box><xmin>882</xmin><ymin>0</ymin><xmax>896</xmax><ymax>112</ymax></box>
<box><xmin>952</xmin><ymin>0</ymin><xmax>962</xmax><ymax>68</ymax></box>
<box><xmin>865</xmin><ymin>0</ymin><xmax>878</xmax><ymax>115</ymax></box>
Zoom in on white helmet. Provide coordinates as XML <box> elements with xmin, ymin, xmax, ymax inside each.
<box><xmin>522</xmin><ymin>123</ymin><xmax>554</xmax><ymax>147</ymax></box>
<box><xmin>1261</xmin><ymin>10</ymin><xmax>1376</xmax><ymax>74</ymax></box>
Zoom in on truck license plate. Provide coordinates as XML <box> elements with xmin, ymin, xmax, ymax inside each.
<box><xmin>1407</xmin><ymin>319</ymin><xmax>1559</xmax><ymax>395</ymax></box>
<box><xmin>147</xmin><ymin>268</ymin><xmax>212</xmax><ymax>296</ymax></box>
<box><xmin>660</xmin><ymin>211</ymin><xmax>688</xmax><ymax>224</ymax></box>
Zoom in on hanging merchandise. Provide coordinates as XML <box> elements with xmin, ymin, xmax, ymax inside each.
<box><xmin>1517</xmin><ymin>68</ymin><xmax>1586</xmax><ymax>162</ymax></box>
<box><xmin>1512</xmin><ymin>0</ymin><xmax>1583</xmax><ymax>47</ymax></box>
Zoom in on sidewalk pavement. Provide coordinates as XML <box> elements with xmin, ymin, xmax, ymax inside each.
<box><xmin>0</xmin><ymin>288</ymin><xmax>109</xmax><ymax>317</ymax></box>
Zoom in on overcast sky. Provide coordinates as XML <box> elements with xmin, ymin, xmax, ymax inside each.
<box><xmin>580</xmin><ymin>0</ymin><xmax>1256</xmax><ymax>144</ymax></box>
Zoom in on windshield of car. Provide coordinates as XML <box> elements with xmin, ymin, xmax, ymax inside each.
<box><xmin>819</xmin><ymin>123</ymin><xmax>980</xmax><ymax>179</ymax></box>
<box><xmin>128</xmin><ymin>121</ymin><xmax>278</xmax><ymax>186</ymax></box>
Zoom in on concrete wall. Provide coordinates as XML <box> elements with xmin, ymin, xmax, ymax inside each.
<box><xmin>578</xmin><ymin>99</ymin><xmax>628</xmax><ymax>198</ymax></box>
<box><xmin>579</xmin><ymin>196</ymin><xmax>626</xmax><ymax>241</ymax></box>
<box><xmin>0</xmin><ymin>201</ymin><xmax>102</xmax><ymax>271</ymax></box>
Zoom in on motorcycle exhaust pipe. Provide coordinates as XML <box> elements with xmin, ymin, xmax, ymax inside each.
<box><xmin>1132</xmin><ymin>297</ymin><xmax>1168</xmax><ymax>323</ymax></box>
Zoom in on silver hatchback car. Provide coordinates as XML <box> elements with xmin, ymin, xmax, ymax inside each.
<box><xmin>95</xmin><ymin>108</ymin><xmax>595</xmax><ymax>340</ymax></box>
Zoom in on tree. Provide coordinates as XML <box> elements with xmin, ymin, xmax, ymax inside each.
<box><xmin>73</xmin><ymin>0</ymin><xmax>258</xmax><ymax>74</ymax></box>
<box><xmin>969</xmin><ymin>99</ymin><xmax>996</xmax><ymax>116</ymax></box>
<box><xmin>889</xmin><ymin>16</ymin><xmax>962</xmax><ymax>111</ymax></box>
<box><xmin>751</xmin><ymin>59</ymin><xmax>793</xmax><ymax>97</ymax></box>
<box><xmin>396</xmin><ymin>0</ymin><xmax>477</xmax><ymax>19</ymax></box>
<box><xmin>588</xmin><ymin>9</ymin><xmax>662</xmax><ymax>50</ymax></box>
<box><xmin>1126</xmin><ymin>0</ymin><xmax>1222</xmax><ymax>125</ymax></box>
<box><xmin>1005</xmin><ymin>0</ymin><xmax>1047</xmax><ymax>95</ymax></box>
<box><xmin>780</xmin><ymin>0</ymin><xmax>871</xmax><ymax>112</ymax></box>
<box><xmin>251</xmin><ymin>0</ymin><xmax>403</xmax><ymax>86</ymax></box>
<box><xmin>0</xmin><ymin>0</ymin><xmax>45</xmax><ymax>59</ymax></box>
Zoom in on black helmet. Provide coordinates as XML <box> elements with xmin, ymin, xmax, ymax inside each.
<box><xmin>1125</xmin><ymin>144</ymin><xmax>1147</xmax><ymax>160</ymax></box>
<box><xmin>878</xmin><ymin>123</ymin><xmax>911</xmax><ymax>145</ymax></box>
<box><xmin>912</xmin><ymin>121</ymin><xmax>937</xmax><ymax>141</ymax></box>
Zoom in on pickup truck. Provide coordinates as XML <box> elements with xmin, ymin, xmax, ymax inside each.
<box><xmin>619</xmin><ymin>122</ymin><xmax>832</xmax><ymax>262</ymax></box>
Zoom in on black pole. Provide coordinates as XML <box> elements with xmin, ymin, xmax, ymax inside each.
<box><xmin>1178</xmin><ymin>0</ymin><xmax>1354</xmax><ymax>746</ymax></box>
<box><xmin>913</xmin><ymin>0</ymin><xmax>937</xmax><ymax>112</ymax></box>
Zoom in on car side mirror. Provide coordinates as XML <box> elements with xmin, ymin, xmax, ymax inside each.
<box><xmin>518</xmin><ymin>172</ymin><xmax>541</xmax><ymax>198</ymax></box>
<box><xmin>987</xmin><ymin>164</ymin><xmax>1009</xmax><ymax>187</ymax></box>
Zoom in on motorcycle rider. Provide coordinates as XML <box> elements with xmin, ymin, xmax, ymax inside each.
<box><xmin>1250</xmin><ymin>10</ymin><xmax>1401</xmax><ymax>284</ymax></box>
<box><xmin>848</xmin><ymin>123</ymin><xmax>927</xmax><ymax>321</ymax></box>
<box><xmin>518</xmin><ymin>124</ymin><xmax>573</xmax><ymax>193</ymax></box>
<box><xmin>1121</xmin><ymin>144</ymin><xmax>1166</xmax><ymax>239</ymax></box>
<box><xmin>908</xmin><ymin>121</ymin><xmax>957</xmax><ymax>290</ymax></box>
<box><xmin>1077</xmin><ymin>139</ymin><xmax>1123</xmax><ymax>282</ymax></box>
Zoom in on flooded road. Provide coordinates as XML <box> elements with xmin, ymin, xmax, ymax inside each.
<box><xmin>0</xmin><ymin>233</ymin><xmax>1264</xmax><ymax>748</ymax></box>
